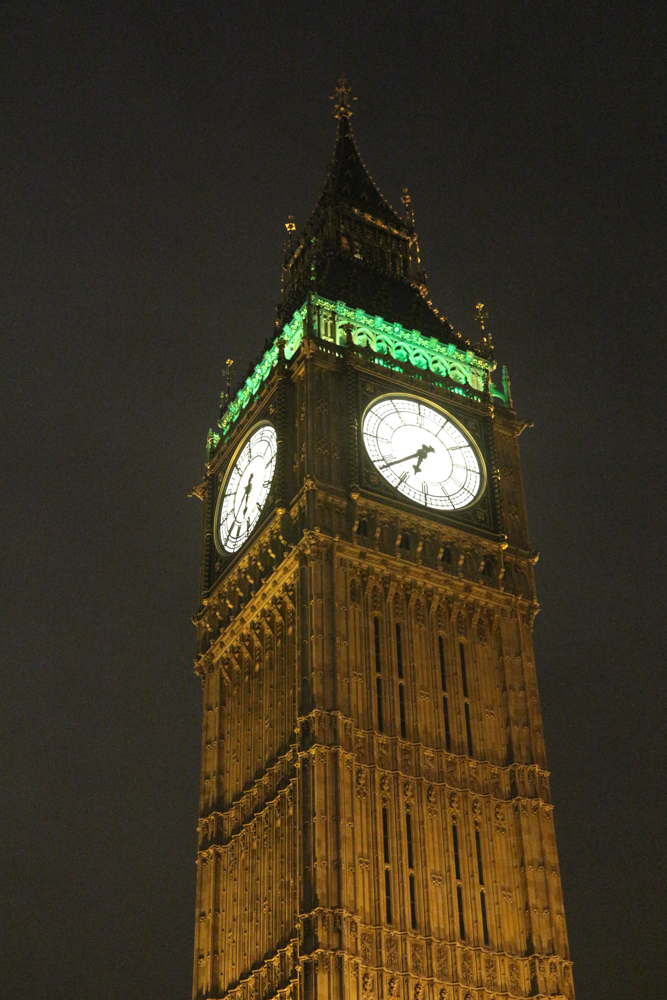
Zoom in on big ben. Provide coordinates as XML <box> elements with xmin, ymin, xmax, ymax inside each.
<box><xmin>191</xmin><ymin>78</ymin><xmax>574</xmax><ymax>1000</ymax></box>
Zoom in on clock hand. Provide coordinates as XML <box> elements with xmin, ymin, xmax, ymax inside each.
<box><xmin>412</xmin><ymin>443</ymin><xmax>435</xmax><ymax>473</ymax></box>
<box><xmin>380</xmin><ymin>450</ymin><xmax>421</xmax><ymax>469</ymax></box>
<box><xmin>380</xmin><ymin>443</ymin><xmax>435</xmax><ymax>472</ymax></box>
<box><xmin>241</xmin><ymin>473</ymin><xmax>254</xmax><ymax>516</ymax></box>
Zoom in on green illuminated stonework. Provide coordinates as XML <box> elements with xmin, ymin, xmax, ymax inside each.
<box><xmin>211</xmin><ymin>294</ymin><xmax>511</xmax><ymax>454</ymax></box>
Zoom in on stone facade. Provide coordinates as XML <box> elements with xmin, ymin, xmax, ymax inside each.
<box><xmin>190</xmin><ymin>86</ymin><xmax>573</xmax><ymax>1000</ymax></box>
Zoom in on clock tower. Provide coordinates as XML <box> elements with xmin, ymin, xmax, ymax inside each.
<box><xmin>191</xmin><ymin>80</ymin><xmax>574</xmax><ymax>1000</ymax></box>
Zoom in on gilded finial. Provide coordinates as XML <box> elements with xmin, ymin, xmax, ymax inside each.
<box><xmin>475</xmin><ymin>302</ymin><xmax>492</xmax><ymax>347</ymax></box>
<box><xmin>225</xmin><ymin>358</ymin><xmax>234</xmax><ymax>405</ymax></box>
<box><xmin>331</xmin><ymin>76</ymin><xmax>355</xmax><ymax>119</ymax></box>
<box><xmin>401</xmin><ymin>187</ymin><xmax>416</xmax><ymax>231</ymax></box>
<box><xmin>283</xmin><ymin>215</ymin><xmax>298</xmax><ymax>268</ymax></box>
<box><xmin>219</xmin><ymin>360</ymin><xmax>233</xmax><ymax>419</ymax></box>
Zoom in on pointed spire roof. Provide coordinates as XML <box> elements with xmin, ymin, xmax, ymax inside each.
<box><xmin>317</xmin><ymin>113</ymin><xmax>407</xmax><ymax>231</ymax></box>
<box><xmin>277</xmin><ymin>80</ymin><xmax>487</xmax><ymax>355</ymax></box>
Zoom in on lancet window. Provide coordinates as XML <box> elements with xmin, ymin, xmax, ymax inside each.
<box><xmin>382</xmin><ymin>805</ymin><xmax>392</xmax><ymax>924</ymax></box>
<box><xmin>396</xmin><ymin>622</ymin><xmax>407</xmax><ymax>739</ymax></box>
<box><xmin>459</xmin><ymin>642</ymin><xmax>474</xmax><ymax>756</ymax></box>
<box><xmin>405</xmin><ymin>808</ymin><xmax>417</xmax><ymax>929</ymax></box>
<box><xmin>374</xmin><ymin>616</ymin><xmax>384</xmax><ymax>732</ymax></box>
<box><xmin>438</xmin><ymin>634</ymin><xmax>452</xmax><ymax>752</ymax></box>
<box><xmin>475</xmin><ymin>825</ymin><xmax>490</xmax><ymax>946</ymax></box>
<box><xmin>452</xmin><ymin>820</ymin><xmax>466</xmax><ymax>940</ymax></box>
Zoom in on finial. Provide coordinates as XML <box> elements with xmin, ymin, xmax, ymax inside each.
<box><xmin>401</xmin><ymin>187</ymin><xmax>416</xmax><ymax>231</ymax></box>
<box><xmin>225</xmin><ymin>359</ymin><xmax>234</xmax><ymax>401</ymax></box>
<box><xmin>284</xmin><ymin>214</ymin><xmax>297</xmax><ymax>258</ymax></box>
<box><xmin>331</xmin><ymin>76</ymin><xmax>356</xmax><ymax>119</ymax></box>
<box><xmin>219</xmin><ymin>359</ymin><xmax>234</xmax><ymax>419</ymax></box>
<box><xmin>475</xmin><ymin>302</ymin><xmax>492</xmax><ymax>347</ymax></box>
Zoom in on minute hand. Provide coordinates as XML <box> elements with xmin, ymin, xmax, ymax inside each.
<box><xmin>380</xmin><ymin>443</ymin><xmax>435</xmax><ymax>473</ymax></box>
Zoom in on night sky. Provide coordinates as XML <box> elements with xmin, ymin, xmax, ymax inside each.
<box><xmin>2</xmin><ymin>4</ymin><xmax>665</xmax><ymax>999</ymax></box>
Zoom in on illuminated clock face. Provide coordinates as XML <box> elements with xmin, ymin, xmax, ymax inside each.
<box><xmin>217</xmin><ymin>423</ymin><xmax>277</xmax><ymax>554</ymax></box>
<box><xmin>362</xmin><ymin>396</ymin><xmax>485</xmax><ymax>510</ymax></box>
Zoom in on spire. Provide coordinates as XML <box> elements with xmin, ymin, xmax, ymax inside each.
<box><xmin>319</xmin><ymin>79</ymin><xmax>405</xmax><ymax>229</ymax></box>
<box><xmin>475</xmin><ymin>302</ymin><xmax>493</xmax><ymax>353</ymax></box>
<box><xmin>276</xmin><ymin>81</ymin><xmax>464</xmax><ymax>350</ymax></box>
<box><xmin>401</xmin><ymin>187</ymin><xmax>416</xmax><ymax>232</ymax></box>
<box><xmin>331</xmin><ymin>75</ymin><xmax>356</xmax><ymax>120</ymax></box>
<box><xmin>284</xmin><ymin>214</ymin><xmax>296</xmax><ymax>255</ymax></box>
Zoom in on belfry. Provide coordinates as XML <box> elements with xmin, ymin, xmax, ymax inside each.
<box><xmin>191</xmin><ymin>80</ymin><xmax>574</xmax><ymax>1000</ymax></box>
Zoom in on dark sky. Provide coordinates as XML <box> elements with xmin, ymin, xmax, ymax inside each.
<box><xmin>1</xmin><ymin>3</ymin><xmax>665</xmax><ymax>999</ymax></box>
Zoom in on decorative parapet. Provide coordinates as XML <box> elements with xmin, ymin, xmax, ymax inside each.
<box><xmin>213</xmin><ymin>295</ymin><xmax>510</xmax><ymax>453</ymax></box>
<box><xmin>313</xmin><ymin>295</ymin><xmax>496</xmax><ymax>392</ymax></box>
<box><xmin>213</xmin><ymin>302</ymin><xmax>308</xmax><ymax>452</ymax></box>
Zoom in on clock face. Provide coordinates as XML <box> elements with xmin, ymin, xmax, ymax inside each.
<box><xmin>362</xmin><ymin>396</ymin><xmax>485</xmax><ymax>511</ymax></box>
<box><xmin>217</xmin><ymin>423</ymin><xmax>277</xmax><ymax>554</ymax></box>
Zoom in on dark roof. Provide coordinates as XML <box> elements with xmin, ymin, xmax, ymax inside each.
<box><xmin>312</xmin><ymin>257</ymin><xmax>455</xmax><ymax>342</ymax></box>
<box><xmin>278</xmin><ymin>104</ymin><xmax>490</xmax><ymax>356</ymax></box>
<box><xmin>316</xmin><ymin>116</ymin><xmax>407</xmax><ymax>231</ymax></box>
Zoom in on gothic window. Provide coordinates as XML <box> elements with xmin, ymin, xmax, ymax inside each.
<box><xmin>396</xmin><ymin>623</ymin><xmax>407</xmax><ymax>739</ymax></box>
<box><xmin>475</xmin><ymin>826</ymin><xmax>490</xmax><ymax>946</ymax></box>
<box><xmin>374</xmin><ymin>617</ymin><xmax>384</xmax><ymax>732</ymax></box>
<box><xmin>483</xmin><ymin>555</ymin><xmax>495</xmax><ymax>582</ymax></box>
<box><xmin>321</xmin><ymin>313</ymin><xmax>335</xmax><ymax>342</ymax></box>
<box><xmin>382</xmin><ymin>805</ymin><xmax>392</xmax><ymax>924</ymax></box>
<box><xmin>438</xmin><ymin>635</ymin><xmax>452</xmax><ymax>752</ymax></box>
<box><xmin>442</xmin><ymin>545</ymin><xmax>453</xmax><ymax>568</ymax></box>
<box><xmin>399</xmin><ymin>531</ymin><xmax>411</xmax><ymax>551</ymax></box>
<box><xmin>452</xmin><ymin>821</ymin><xmax>466</xmax><ymax>940</ymax></box>
<box><xmin>405</xmin><ymin>809</ymin><xmax>417</xmax><ymax>929</ymax></box>
<box><xmin>460</xmin><ymin>642</ymin><xmax>474</xmax><ymax>756</ymax></box>
<box><xmin>357</xmin><ymin>518</ymin><xmax>368</xmax><ymax>537</ymax></box>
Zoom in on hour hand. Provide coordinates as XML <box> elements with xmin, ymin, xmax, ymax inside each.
<box><xmin>379</xmin><ymin>443</ymin><xmax>434</xmax><ymax>472</ymax></box>
<box><xmin>412</xmin><ymin>443</ymin><xmax>435</xmax><ymax>473</ymax></box>
<box><xmin>241</xmin><ymin>473</ymin><xmax>254</xmax><ymax>515</ymax></box>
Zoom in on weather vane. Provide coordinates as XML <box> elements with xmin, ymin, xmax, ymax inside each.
<box><xmin>331</xmin><ymin>76</ymin><xmax>356</xmax><ymax>119</ymax></box>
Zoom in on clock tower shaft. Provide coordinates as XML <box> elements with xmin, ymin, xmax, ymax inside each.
<box><xmin>191</xmin><ymin>84</ymin><xmax>574</xmax><ymax>1000</ymax></box>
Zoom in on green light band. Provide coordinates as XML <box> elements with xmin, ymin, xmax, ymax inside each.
<box><xmin>213</xmin><ymin>295</ymin><xmax>509</xmax><ymax>454</ymax></box>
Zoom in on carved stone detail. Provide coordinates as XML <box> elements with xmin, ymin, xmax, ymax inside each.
<box><xmin>385</xmin><ymin>934</ymin><xmax>399</xmax><ymax>970</ymax></box>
